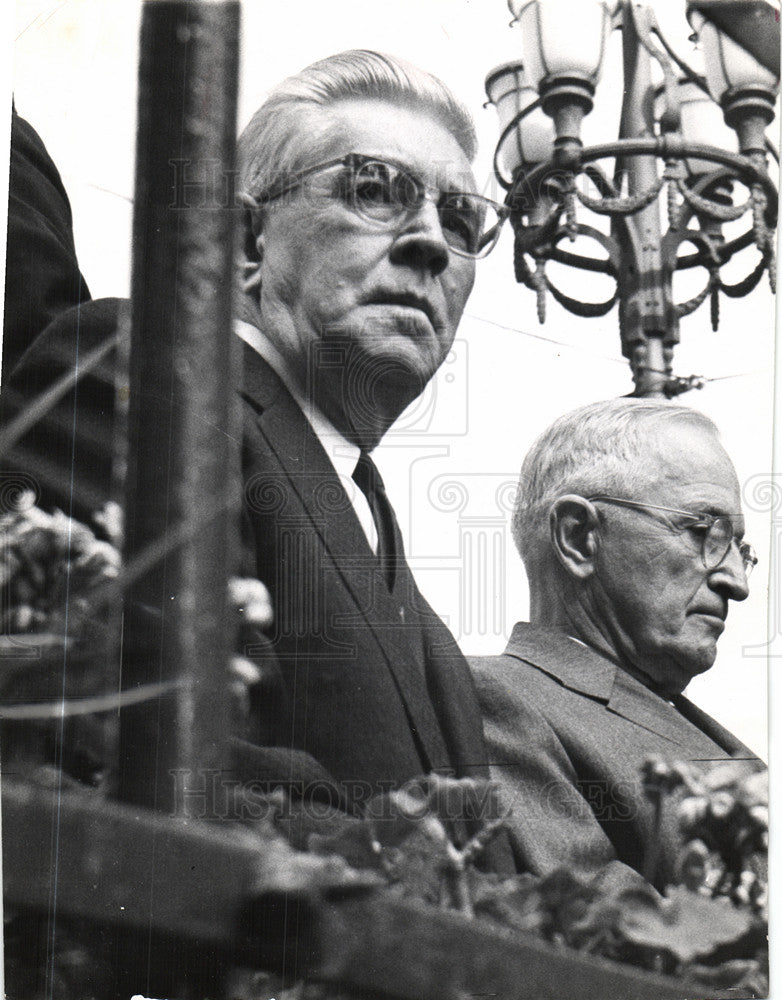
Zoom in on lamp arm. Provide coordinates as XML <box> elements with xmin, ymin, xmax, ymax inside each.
<box><xmin>628</xmin><ymin>4</ymin><xmax>683</xmax><ymax>131</ymax></box>
<box><xmin>671</xmin><ymin>246</ymin><xmax>768</xmax><ymax>319</ymax></box>
<box><xmin>584</xmin><ymin>163</ymin><xmax>621</xmax><ymax>199</ymax></box>
<box><xmin>675</xmin><ymin>276</ymin><xmax>714</xmax><ymax>318</ymax></box>
<box><xmin>670</xmin><ymin>167</ymin><xmax>775</xmax><ymax>268</ymax></box>
<box><xmin>511</xmin><ymin>202</ymin><xmax>563</xmax><ymax>255</ymax></box>
<box><xmin>676</xmin><ymin>178</ymin><xmax>751</xmax><ymax>220</ymax></box>
<box><xmin>550</xmin><ymin>246</ymin><xmax>614</xmax><ymax>272</ymax></box>
<box><xmin>660</xmin><ymin>221</ymin><xmax>768</xmax><ymax>313</ymax></box>
<box><xmin>546</xmin><ymin>273</ymin><xmax>618</xmax><ymax>317</ymax></box>
<box><xmin>674</xmin><ymin>228</ymin><xmax>755</xmax><ymax>269</ymax></box>
<box><xmin>550</xmin><ymin>221</ymin><xmax>623</xmax><ymax>273</ymax></box>
<box><xmin>628</xmin><ymin>3</ymin><xmax>668</xmax><ymax>64</ymax></box>
<box><xmin>661</xmin><ymin>225</ymin><xmax>721</xmax><ymax>267</ymax></box>
<box><xmin>649</xmin><ymin>21</ymin><xmax>708</xmax><ymax>91</ymax></box>
<box><xmin>577</xmin><ymin>175</ymin><xmax>665</xmax><ymax>215</ymax></box>
<box><xmin>581</xmin><ymin>138</ymin><xmax>777</xmax><ymax>205</ymax></box>
<box><xmin>514</xmin><ymin>221</ymin><xmax>621</xmax><ymax>316</ymax></box>
<box><xmin>719</xmin><ymin>256</ymin><xmax>767</xmax><ymax>297</ymax></box>
<box><xmin>512</xmin><ymin>138</ymin><xmax>777</xmax><ymax>213</ymax></box>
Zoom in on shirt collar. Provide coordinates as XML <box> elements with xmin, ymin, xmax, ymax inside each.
<box><xmin>234</xmin><ymin>319</ymin><xmax>361</xmax><ymax>479</ymax></box>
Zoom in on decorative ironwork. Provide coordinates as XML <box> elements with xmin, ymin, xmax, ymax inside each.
<box><xmin>489</xmin><ymin>1</ymin><xmax>779</xmax><ymax>396</ymax></box>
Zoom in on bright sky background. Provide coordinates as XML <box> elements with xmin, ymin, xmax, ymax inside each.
<box><xmin>1</xmin><ymin>0</ymin><xmax>779</xmax><ymax>762</ymax></box>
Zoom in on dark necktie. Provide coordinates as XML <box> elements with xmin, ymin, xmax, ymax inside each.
<box><xmin>352</xmin><ymin>450</ymin><xmax>397</xmax><ymax>591</ymax></box>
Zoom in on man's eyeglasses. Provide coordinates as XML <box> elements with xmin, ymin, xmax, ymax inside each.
<box><xmin>587</xmin><ymin>495</ymin><xmax>758</xmax><ymax>578</ymax></box>
<box><xmin>251</xmin><ymin>153</ymin><xmax>509</xmax><ymax>259</ymax></box>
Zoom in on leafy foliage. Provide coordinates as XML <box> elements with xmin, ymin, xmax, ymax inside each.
<box><xmin>303</xmin><ymin>770</ymin><xmax>768</xmax><ymax>993</ymax></box>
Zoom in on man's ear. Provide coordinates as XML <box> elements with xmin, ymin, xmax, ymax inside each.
<box><xmin>549</xmin><ymin>494</ymin><xmax>601</xmax><ymax>580</ymax></box>
<box><xmin>239</xmin><ymin>200</ymin><xmax>265</xmax><ymax>295</ymax></box>
<box><xmin>243</xmin><ymin>204</ymin><xmax>265</xmax><ymax>266</ymax></box>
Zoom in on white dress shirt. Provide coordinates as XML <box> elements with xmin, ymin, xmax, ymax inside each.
<box><xmin>235</xmin><ymin>319</ymin><xmax>378</xmax><ymax>552</ymax></box>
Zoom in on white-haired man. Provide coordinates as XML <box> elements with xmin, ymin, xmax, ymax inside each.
<box><xmin>232</xmin><ymin>51</ymin><xmax>510</xmax><ymax>823</ymax></box>
<box><xmin>471</xmin><ymin>398</ymin><xmax>762</xmax><ymax>889</ymax></box>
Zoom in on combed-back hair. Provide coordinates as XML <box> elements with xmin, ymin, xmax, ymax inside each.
<box><xmin>512</xmin><ymin>398</ymin><xmax>720</xmax><ymax>572</ymax></box>
<box><xmin>238</xmin><ymin>49</ymin><xmax>477</xmax><ymax>202</ymax></box>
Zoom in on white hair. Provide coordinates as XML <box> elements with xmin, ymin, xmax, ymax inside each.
<box><xmin>238</xmin><ymin>49</ymin><xmax>477</xmax><ymax>203</ymax></box>
<box><xmin>511</xmin><ymin>398</ymin><xmax>721</xmax><ymax>573</ymax></box>
<box><xmin>236</xmin><ymin>50</ymin><xmax>477</xmax><ymax>313</ymax></box>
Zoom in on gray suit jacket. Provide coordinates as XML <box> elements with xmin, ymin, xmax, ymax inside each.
<box><xmin>471</xmin><ymin>623</ymin><xmax>761</xmax><ymax>890</ymax></box>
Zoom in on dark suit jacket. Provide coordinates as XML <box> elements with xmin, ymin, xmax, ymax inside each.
<box><xmin>3</xmin><ymin>110</ymin><xmax>91</xmax><ymax>374</ymax></box>
<box><xmin>0</xmin><ymin>299</ymin><xmax>122</xmax><ymax>525</ymax></box>
<box><xmin>471</xmin><ymin>622</ymin><xmax>761</xmax><ymax>890</ymax></box>
<box><xmin>2</xmin><ymin>310</ymin><xmax>505</xmax><ymax>862</ymax></box>
<box><xmin>238</xmin><ymin>346</ymin><xmax>495</xmax><ymax>810</ymax></box>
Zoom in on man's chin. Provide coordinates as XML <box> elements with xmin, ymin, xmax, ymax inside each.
<box><xmin>315</xmin><ymin>361</ymin><xmax>431</xmax><ymax>448</ymax></box>
<box><xmin>671</xmin><ymin>645</ymin><xmax>718</xmax><ymax>692</ymax></box>
<box><xmin>359</xmin><ymin>338</ymin><xmax>444</xmax><ymax>384</ymax></box>
<box><xmin>638</xmin><ymin>640</ymin><xmax>717</xmax><ymax>696</ymax></box>
<box><xmin>343</xmin><ymin>349</ymin><xmax>437</xmax><ymax>411</ymax></box>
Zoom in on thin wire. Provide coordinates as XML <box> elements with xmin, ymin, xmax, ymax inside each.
<box><xmin>83</xmin><ymin>182</ymin><xmax>134</xmax><ymax>204</ymax></box>
<box><xmin>639</xmin><ymin>365</ymin><xmax>762</xmax><ymax>383</ymax></box>
<box><xmin>467</xmin><ymin>313</ymin><xmax>764</xmax><ymax>387</ymax></box>
<box><xmin>0</xmin><ymin>328</ymin><xmax>123</xmax><ymax>457</ymax></box>
<box><xmin>0</xmin><ymin>678</ymin><xmax>188</xmax><ymax>720</ymax></box>
<box><xmin>0</xmin><ymin>497</ymin><xmax>237</xmax><ymax>722</ymax></box>
<box><xmin>88</xmin><ymin>490</ymin><xmax>239</xmax><ymax>620</ymax></box>
<box><xmin>463</xmin><ymin>312</ymin><xmax>628</xmax><ymax>364</ymax></box>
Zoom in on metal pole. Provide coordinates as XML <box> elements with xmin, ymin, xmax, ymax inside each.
<box><xmin>118</xmin><ymin>0</ymin><xmax>241</xmax><ymax>816</ymax></box>
<box><xmin>614</xmin><ymin>2</ymin><xmax>678</xmax><ymax>397</ymax></box>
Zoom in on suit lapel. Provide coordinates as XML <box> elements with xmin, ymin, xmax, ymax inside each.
<box><xmin>241</xmin><ymin>346</ymin><xmax>450</xmax><ymax>770</ymax></box>
<box><xmin>503</xmin><ymin>623</ymin><xmax>737</xmax><ymax>754</ymax></box>
<box><xmin>672</xmin><ymin>694</ymin><xmax>759</xmax><ymax>760</ymax></box>
<box><xmin>606</xmin><ymin>671</ymin><xmax>717</xmax><ymax>751</ymax></box>
<box><xmin>503</xmin><ymin>623</ymin><xmax>616</xmax><ymax>699</ymax></box>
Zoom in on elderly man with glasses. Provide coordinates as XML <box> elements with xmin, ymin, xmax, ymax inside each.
<box><xmin>231</xmin><ymin>49</ymin><xmax>510</xmax><ymax>846</ymax></box>
<box><xmin>2</xmin><ymin>50</ymin><xmax>511</xmax><ymax>864</ymax></box>
<box><xmin>471</xmin><ymin>398</ymin><xmax>762</xmax><ymax>890</ymax></box>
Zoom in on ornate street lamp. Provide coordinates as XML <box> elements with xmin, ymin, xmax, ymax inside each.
<box><xmin>486</xmin><ymin>0</ymin><xmax>779</xmax><ymax>396</ymax></box>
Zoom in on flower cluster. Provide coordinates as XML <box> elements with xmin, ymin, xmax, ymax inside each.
<box><xmin>662</xmin><ymin>758</ymin><xmax>767</xmax><ymax>916</ymax></box>
<box><xmin>0</xmin><ymin>496</ymin><xmax>121</xmax><ymax>634</ymax></box>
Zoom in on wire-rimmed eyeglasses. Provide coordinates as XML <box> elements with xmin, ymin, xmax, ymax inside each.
<box><xmin>588</xmin><ymin>495</ymin><xmax>758</xmax><ymax>578</ymax></box>
<box><xmin>250</xmin><ymin>153</ymin><xmax>509</xmax><ymax>259</ymax></box>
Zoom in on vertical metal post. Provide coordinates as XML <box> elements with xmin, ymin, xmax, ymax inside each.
<box><xmin>614</xmin><ymin>2</ymin><xmax>678</xmax><ymax>397</ymax></box>
<box><xmin>118</xmin><ymin>0</ymin><xmax>241</xmax><ymax>816</ymax></box>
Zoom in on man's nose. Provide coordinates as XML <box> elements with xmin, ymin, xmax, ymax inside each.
<box><xmin>710</xmin><ymin>540</ymin><xmax>751</xmax><ymax>602</ymax></box>
<box><xmin>389</xmin><ymin>198</ymin><xmax>451</xmax><ymax>277</ymax></box>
